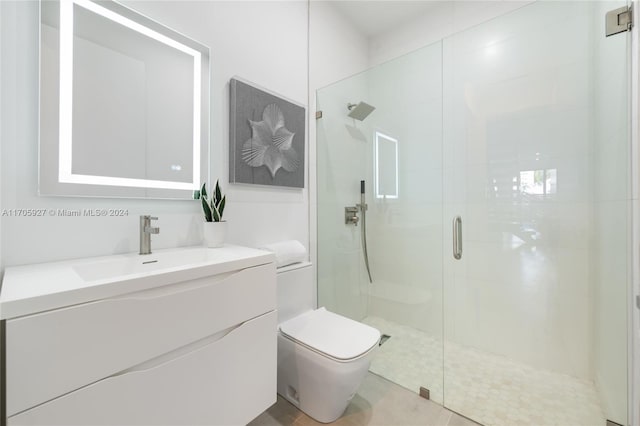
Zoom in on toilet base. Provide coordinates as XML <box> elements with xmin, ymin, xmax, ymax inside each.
<box><xmin>277</xmin><ymin>333</ymin><xmax>377</xmax><ymax>423</ymax></box>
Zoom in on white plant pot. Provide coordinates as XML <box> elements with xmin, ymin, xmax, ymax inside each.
<box><xmin>203</xmin><ymin>221</ymin><xmax>227</xmax><ymax>248</ymax></box>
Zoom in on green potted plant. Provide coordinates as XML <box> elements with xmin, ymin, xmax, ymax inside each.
<box><xmin>195</xmin><ymin>180</ymin><xmax>227</xmax><ymax>247</ymax></box>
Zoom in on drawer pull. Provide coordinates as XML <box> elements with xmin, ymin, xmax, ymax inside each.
<box><xmin>113</xmin><ymin>322</ymin><xmax>242</xmax><ymax>376</ymax></box>
<box><xmin>109</xmin><ymin>271</ymin><xmax>234</xmax><ymax>301</ymax></box>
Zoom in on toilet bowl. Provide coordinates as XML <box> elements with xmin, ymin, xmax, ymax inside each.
<box><xmin>276</xmin><ymin>263</ymin><xmax>380</xmax><ymax>423</ymax></box>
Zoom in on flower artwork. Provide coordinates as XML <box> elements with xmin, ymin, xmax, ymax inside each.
<box><xmin>242</xmin><ymin>104</ymin><xmax>299</xmax><ymax>178</ymax></box>
<box><xmin>229</xmin><ymin>78</ymin><xmax>305</xmax><ymax>188</ymax></box>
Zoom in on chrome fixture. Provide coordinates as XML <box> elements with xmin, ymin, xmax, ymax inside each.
<box><xmin>605</xmin><ymin>4</ymin><xmax>633</xmax><ymax>37</ymax></box>
<box><xmin>452</xmin><ymin>216</ymin><xmax>462</xmax><ymax>260</ymax></box>
<box><xmin>347</xmin><ymin>102</ymin><xmax>376</xmax><ymax>121</ymax></box>
<box><xmin>344</xmin><ymin>181</ymin><xmax>373</xmax><ymax>282</ymax></box>
<box><xmin>139</xmin><ymin>215</ymin><xmax>160</xmax><ymax>255</ymax></box>
<box><xmin>358</xmin><ymin>181</ymin><xmax>373</xmax><ymax>282</ymax></box>
<box><xmin>345</xmin><ymin>206</ymin><xmax>359</xmax><ymax>226</ymax></box>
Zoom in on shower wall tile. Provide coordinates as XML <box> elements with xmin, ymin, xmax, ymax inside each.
<box><xmin>447</xmin><ymin>3</ymin><xmax>590</xmax><ymax>81</ymax></box>
<box><xmin>485</xmin><ymin>107</ymin><xmax>592</xmax><ymax>163</ymax></box>
<box><xmin>368</xmin><ymin>1</ymin><xmax>533</xmax><ymax>67</ymax></box>
<box><xmin>464</xmin><ymin>202</ymin><xmax>591</xmax><ymax>250</ymax></box>
<box><xmin>444</xmin><ymin>247</ymin><xmax>591</xmax><ymax>379</ymax></box>
<box><xmin>400</xmin><ymin>169</ymin><xmax>443</xmax><ymax>205</ymax></box>
<box><xmin>441</xmin><ymin>1</ymin><xmax>595</xmax><ymax>382</ymax></box>
<box><xmin>593</xmin><ymin>128</ymin><xmax>632</xmax><ymax>202</ymax></box>
<box><xmin>322</xmin><ymin>247</ymin><xmax>368</xmax><ymax>319</ymax></box>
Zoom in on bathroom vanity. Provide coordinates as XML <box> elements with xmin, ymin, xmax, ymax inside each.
<box><xmin>0</xmin><ymin>245</ymin><xmax>276</xmax><ymax>425</ymax></box>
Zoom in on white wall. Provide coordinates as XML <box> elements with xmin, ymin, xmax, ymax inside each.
<box><xmin>368</xmin><ymin>1</ymin><xmax>532</xmax><ymax>67</ymax></box>
<box><xmin>309</xmin><ymin>2</ymin><xmax>370</xmax><ymax>91</ymax></box>
<box><xmin>127</xmin><ymin>1</ymin><xmax>310</xmax><ymax>250</ymax></box>
<box><xmin>0</xmin><ymin>0</ymin><xmax>308</xmax><ymax>269</ymax></box>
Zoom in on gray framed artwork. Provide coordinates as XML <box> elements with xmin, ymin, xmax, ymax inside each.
<box><xmin>229</xmin><ymin>78</ymin><xmax>305</xmax><ymax>188</ymax></box>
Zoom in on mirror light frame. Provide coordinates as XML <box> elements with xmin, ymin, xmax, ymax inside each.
<box><xmin>40</xmin><ymin>0</ymin><xmax>210</xmax><ymax>199</ymax></box>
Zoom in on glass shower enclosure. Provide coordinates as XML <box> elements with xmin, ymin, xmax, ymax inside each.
<box><xmin>316</xmin><ymin>2</ymin><xmax>631</xmax><ymax>425</ymax></box>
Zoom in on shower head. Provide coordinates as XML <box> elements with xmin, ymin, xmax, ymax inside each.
<box><xmin>347</xmin><ymin>102</ymin><xmax>376</xmax><ymax>121</ymax></box>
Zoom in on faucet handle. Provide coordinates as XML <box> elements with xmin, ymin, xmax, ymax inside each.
<box><xmin>145</xmin><ymin>226</ymin><xmax>160</xmax><ymax>234</ymax></box>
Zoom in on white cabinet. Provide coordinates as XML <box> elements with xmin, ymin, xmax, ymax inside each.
<box><xmin>9</xmin><ymin>311</ymin><xmax>277</xmax><ymax>426</ymax></box>
<box><xmin>0</xmin><ymin>247</ymin><xmax>277</xmax><ymax>426</ymax></box>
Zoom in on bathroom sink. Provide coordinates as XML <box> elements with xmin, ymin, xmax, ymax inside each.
<box><xmin>0</xmin><ymin>245</ymin><xmax>274</xmax><ymax>320</ymax></box>
<box><xmin>72</xmin><ymin>247</ymin><xmax>213</xmax><ymax>282</ymax></box>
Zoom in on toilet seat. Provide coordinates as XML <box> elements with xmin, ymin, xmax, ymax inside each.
<box><xmin>279</xmin><ymin>307</ymin><xmax>380</xmax><ymax>362</ymax></box>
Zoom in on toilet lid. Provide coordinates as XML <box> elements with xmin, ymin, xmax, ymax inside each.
<box><xmin>279</xmin><ymin>307</ymin><xmax>381</xmax><ymax>361</ymax></box>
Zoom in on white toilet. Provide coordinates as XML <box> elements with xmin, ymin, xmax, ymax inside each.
<box><xmin>276</xmin><ymin>262</ymin><xmax>380</xmax><ymax>423</ymax></box>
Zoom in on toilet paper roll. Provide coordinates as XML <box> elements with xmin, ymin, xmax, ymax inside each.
<box><xmin>261</xmin><ymin>240</ymin><xmax>307</xmax><ymax>268</ymax></box>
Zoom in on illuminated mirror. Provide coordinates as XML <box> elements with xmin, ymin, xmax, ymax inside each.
<box><xmin>40</xmin><ymin>0</ymin><xmax>210</xmax><ymax>199</ymax></box>
<box><xmin>375</xmin><ymin>131</ymin><xmax>398</xmax><ymax>199</ymax></box>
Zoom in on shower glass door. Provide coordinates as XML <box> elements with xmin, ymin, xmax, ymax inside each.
<box><xmin>316</xmin><ymin>41</ymin><xmax>446</xmax><ymax>403</ymax></box>
<box><xmin>316</xmin><ymin>1</ymin><xmax>630</xmax><ymax>425</ymax></box>
<box><xmin>442</xmin><ymin>2</ymin><xmax>630</xmax><ymax>425</ymax></box>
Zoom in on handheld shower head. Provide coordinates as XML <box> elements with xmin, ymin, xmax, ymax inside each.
<box><xmin>347</xmin><ymin>102</ymin><xmax>376</xmax><ymax>121</ymax></box>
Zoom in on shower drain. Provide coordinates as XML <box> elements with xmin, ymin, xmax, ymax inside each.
<box><xmin>379</xmin><ymin>334</ymin><xmax>391</xmax><ymax>346</ymax></box>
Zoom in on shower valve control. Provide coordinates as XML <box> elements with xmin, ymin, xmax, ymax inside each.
<box><xmin>345</xmin><ymin>206</ymin><xmax>359</xmax><ymax>226</ymax></box>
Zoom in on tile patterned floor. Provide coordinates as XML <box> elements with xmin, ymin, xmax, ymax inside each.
<box><xmin>249</xmin><ymin>372</ymin><xmax>479</xmax><ymax>426</ymax></box>
<box><xmin>363</xmin><ymin>316</ymin><xmax>606</xmax><ymax>426</ymax></box>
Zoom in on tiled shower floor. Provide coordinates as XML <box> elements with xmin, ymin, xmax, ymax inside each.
<box><xmin>362</xmin><ymin>316</ymin><xmax>605</xmax><ymax>426</ymax></box>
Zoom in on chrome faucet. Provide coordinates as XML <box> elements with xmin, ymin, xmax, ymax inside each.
<box><xmin>139</xmin><ymin>215</ymin><xmax>159</xmax><ymax>255</ymax></box>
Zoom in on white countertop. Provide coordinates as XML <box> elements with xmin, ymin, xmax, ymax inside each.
<box><xmin>0</xmin><ymin>245</ymin><xmax>274</xmax><ymax>320</ymax></box>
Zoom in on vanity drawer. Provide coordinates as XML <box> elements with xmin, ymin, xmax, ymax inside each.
<box><xmin>6</xmin><ymin>262</ymin><xmax>275</xmax><ymax>417</ymax></box>
<box><xmin>8</xmin><ymin>310</ymin><xmax>277</xmax><ymax>425</ymax></box>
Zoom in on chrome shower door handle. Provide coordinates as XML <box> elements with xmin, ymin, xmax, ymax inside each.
<box><xmin>453</xmin><ymin>216</ymin><xmax>462</xmax><ymax>260</ymax></box>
